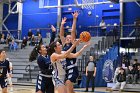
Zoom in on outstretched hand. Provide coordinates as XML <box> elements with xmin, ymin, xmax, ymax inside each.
<box><xmin>72</xmin><ymin>11</ymin><xmax>80</xmax><ymax>19</ymax></box>
<box><xmin>61</xmin><ymin>17</ymin><xmax>67</xmax><ymax>25</ymax></box>
<box><xmin>83</xmin><ymin>41</ymin><xmax>91</xmax><ymax>48</ymax></box>
<box><xmin>73</xmin><ymin>39</ymin><xmax>81</xmax><ymax>46</ymax></box>
<box><xmin>51</xmin><ymin>25</ymin><xmax>56</xmax><ymax>32</ymax></box>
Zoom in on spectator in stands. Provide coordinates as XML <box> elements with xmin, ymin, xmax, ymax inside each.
<box><xmin>108</xmin><ymin>68</ymin><xmax>126</xmax><ymax>92</ymax></box>
<box><xmin>6</xmin><ymin>58</ymin><xmax>13</xmax><ymax>92</ymax></box>
<box><xmin>113</xmin><ymin>23</ymin><xmax>119</xmax><ymax>41</ymax></box>
<box><xmin>132</xmin><ymin>59</ymin><xmax>139</xmax><ymax>84</ymax></box>
<box><xmin>21</xmin><ymin>36</ymin><xmax>27</xmax><ymax>49</ymax></box>
<box><xmin>27</xmin><ymin>29</ymin><xmax>33</xmax><ymax>40</ymax></box>
<box><xmin>137</xmin><ymin>65</ymin><xmax>140</xmax><ymax>83</ymax></box>
<box><xmin>37</xmin><ymin>33</ymin><xmax>43</xmax><ymax>45</ymax></box>
<box><xmin>36</xmin><ymin>28</ymin><xmax>41</xmax><ymax>36</ymax></box>
<box><xmin>0</xmin><ymin>34</ymin><xmax>5</xmax><ymax>44</ymax></box>
<box><xmin>113</xmin><ymin>65</ymin><xmax>121</xmax><ymax>83</ymax></box>
<box><xmin>127</xmin><ymin>65</ymin><xmax>134</xmax><ymax>84</ymax></box>
<box><xmin>99</xmin><ymin>19</ymin><xmax>106</xmax><ymax>36</ymax></box>
<box><xmin>9</xmin><ymin>40</ymin><xmax>18</xmax><ymax>51</ymax></box>
<box><xmin>85</xmin><ymin>56</ymin><xmax>97</xmax><ymax>92</ymax></box>
<box><xmin>30</xmin><ymin>34</ymin><xmax>35</xmax><ymax>46</ymax></box>
<box><xmin>0</xmin><ymin>32</ymin><xmax>2</xmax><ymax>40</ymax></box>
<box><xmin>6</xmin><ymin>33</ymin><xmax>12</xmax><ymax>45</ymax></box>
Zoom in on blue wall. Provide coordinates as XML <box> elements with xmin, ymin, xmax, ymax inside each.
<box><xmin>22</xmin><ymin>0</ymin><xmax>57</xmax><ymax>38</ymax></box>
<box><xmin>3</xmin><ymin>0</ymin><xmax>140</xmax><ymax>38</ymax></box>
<box><xmin>124</xmin><ymin>2</ymin><xmax>140</xmax><ymax>25</ymax></box>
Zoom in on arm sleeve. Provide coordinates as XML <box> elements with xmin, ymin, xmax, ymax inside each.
<box><xmin>49</xmin><ymin>32</ymin><xmax>56</xmax><ymax>45</ymax></box>
<box><xmin>94</xmin><ymin>62</ymin><xmax>97</xmax><ymax>67</ymax></box>
<box><xmin>7</xmin><ymin>61</ymin><xmax>11</xmax><ymax>73</ymax></box>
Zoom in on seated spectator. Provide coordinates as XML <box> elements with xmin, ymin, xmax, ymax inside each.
<box><xmin>30</xmin><ymin>34</ymin><xmax>35</xmax><ymax>46</ymax></box>
<box><xmin>127</xmin><ymin>65</ymin><xmax>134</xmax><ymax>84</ymax></box>
<box><xmin>0</xmin><ymin>31</ymin><xmax>2</xmax><ymax>40</ymax></box>
<box><xmin>113</xmin><ymin>65</ymin><xmax>121</xmax><ymax>83</ymax></box>
<box><xmin>0</xmin><ymin>34</ymin><xmax>6</xmax><ymax>44</ymax></box>
<box><xmin>36</xmin><ymin>29</ymin><xmax>41</xmax><ymax>36</ymax></box>
<box><xmin>6</xmin><ymin>33</ymin><xmax>12</xmax><ymax>45</ymax></box>
<box><xmin>108</xmin><ymin>68</ymin><xmax>126</xmax><ymax>92</ymax></box>
<box><xmin>37</xmin><ymin>33</ymin><xmax>42</xmax><ymax>45</ymax></box>
<box><xmin>132</xmin><ymin>59</ymin><xmax>139</xmax><ymax>84</ymax></box>
<box><xmin>138</xmin><ymin>65</ymin><xmax>140</xmax><ymax>83</ymax></box>
<box><xmin>21</xmin><ymin>36</ymin><xmax>27</xmax><ymax>49</ymax></box>
<box><xmin>9</xmin><ymin>40</ymin><xmax>18</xmax><ymax>51</ymax></box>
<box><xmin>27</xmin><ymin>29</ymin><xmax>33</xmax><ymax>40</ymax></box>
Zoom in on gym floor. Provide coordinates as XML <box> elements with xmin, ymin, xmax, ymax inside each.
<box><xmin>1</xmin><ymin>86</ymin><xmax>139</xmax><ymax>93</ymax></box>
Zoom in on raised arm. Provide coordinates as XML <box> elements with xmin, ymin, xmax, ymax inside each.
<box><xmin>71</xmin><ymin>11</ymin><xmax>79</xmax><ymax>41</ymax></box>
<box><xmin>60</xmin><ymin>17</ymin><xmax>67</xmax><ymax>46</ymax></box>
<box><xmin>49</xmin><ymin>25</ymin><xmax>56</xmax><ymax>45</ymax></box>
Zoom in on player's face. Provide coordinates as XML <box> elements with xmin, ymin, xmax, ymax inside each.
<box><xmin>0</xmin><ymin>51</ymin><xmax>6</xmax><ymax>59</ymax></box>
<box><xmin>40</xmin><ymin>45</ymin><xmax>47</xmax><ymax>55</ymax></box>
<box><xmin>55</xmin><ymin>42</ymin><xmax>62</xmax><ymax>53</ymax></box>
<box><xmin>66</xmin><ymin>35</ymin><xmax>72</xmax><ymax>44</ymax></box>
<box><xmin>89</xmin><ymin>56</ymin><xmax>94</xmax><ymax>61</ymax></box>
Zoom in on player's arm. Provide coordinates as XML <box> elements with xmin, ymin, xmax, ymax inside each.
<box><xmin>86</xmin><ymin>65</ymin><xmax>88</xmax><ymax>76</ymax></box>
<box><xmin>67</xmin><ymin>42</ymin><xmax>90</xmax><ymax>58</ymax></box>
<box><xmin>49</xmin><ymin>25</ymin><xmax>56</xmax><ymax>45</ymax></box>
<box><xmin>71</xmin><ymin>11</ymin><xmax>79</xmax><ymax>41</ymax></box>
<box><xmin>94</xmin><ymin>65</ymin><xmax>97</xmax><ymax>77</ymax></box>
<box><xmin>7</xmin><ymin>61</ymin><xmax>12</xmax><ymax>77</ymax></box>
<box><xmin>60</xmin><ymin>17</ymin><xmax>67</xmax><ymax>46</ymax></box>
<box><xmin>51</xmin><ymin>40</ymin><xmax>79</xmax><ymax>62</ymax></box>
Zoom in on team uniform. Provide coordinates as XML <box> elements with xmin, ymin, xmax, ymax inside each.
<box><xmin>0</xmin><ymin>59</ymin><xmax>10</xmax><ymax>89</ymax></box>
<box><xmin>52</xmin><ymin>52</ymin><xmax>67</xmax><ymax>88</ymax></box>
<box><xmin>7</xmin><ymin>61</ymin><xmax>13</xmax><ymax>85</ymax></box>
<box><xmin>63</xmin><ymin>43</ymin><xmax>79</xmax><ymax>83</ymax></box>
<box><xmin>36</xmin><ymin>55</ymin><xmax>54</xmax><ymax>93</ymax></box>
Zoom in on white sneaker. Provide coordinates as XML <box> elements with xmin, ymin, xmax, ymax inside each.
<box><xmin>10</xmin><ymin>88</ymin><xmax>13</xmax><ymax>92</ymax></box>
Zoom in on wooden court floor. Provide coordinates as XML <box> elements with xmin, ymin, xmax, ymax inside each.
<box><xmin>0</xmin><ymin>86</ymin><xmax>139</xmax><ymax>93</ymax></box>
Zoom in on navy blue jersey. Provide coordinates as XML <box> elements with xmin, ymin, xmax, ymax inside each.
<box><xmin>37</xmin><ymin>55</ymin><xmax>53</xmax><ymax>75</ymax></box>
<box><xmin>63</xmin><ymin>43</ymin><xmax>79</xmax><ymax>82</ymax></box>
<box><xmin>63</xmin><ymin>43</ymin><xmax>76</xmax><ymax>65</ymax></box>
<box><xmin>0</xmin><ymin>60</ymin><xmax>10</xmax><ymax>78</ymax></box>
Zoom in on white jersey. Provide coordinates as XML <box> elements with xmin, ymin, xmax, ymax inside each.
<box><xmin>52</xmin><ymin>52</ymin><xmax>67</xmax><ymax>87</ymax></box>
<box><xmin>9</xmin><ymin>62</ymin><xmax>12</xmax><ymax>68</ymax></box>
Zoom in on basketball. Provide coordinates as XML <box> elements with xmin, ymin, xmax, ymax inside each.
<box><xmin>80</xmin><ymin>31</ymin><xmax>91</xmax><ymax>42</ymax></box>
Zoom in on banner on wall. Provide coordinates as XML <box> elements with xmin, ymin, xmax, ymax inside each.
<box><xmin>102</xmin><ymin>59</ymin><xmax>114</xmax><ymax>82</ymax></box>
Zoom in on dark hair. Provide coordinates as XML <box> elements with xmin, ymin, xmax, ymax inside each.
<box><xmin>29</xmin><ymin>44</ymin><xmax>42</xmax><ymax>62</ymax></box>
<box><xmin>0</xmin><ymin>49</ymin><xmax>4</xmax><ymax>54</ymax></box>
<box><xmin>134</xmin><ymin>59</ymin><xmax>138</xmax><ymax>62</ymax></box>
<box><xmin>47</xmin><ymin>39</ymin><xmax>61</xmax><ymax>56</ymax></box>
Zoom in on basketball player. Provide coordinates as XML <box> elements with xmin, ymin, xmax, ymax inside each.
<box><xmin>34</xmin><ymin>44</ymin><xmax>54</xmax><ymax>93</ymax></box>
<box><xmin>59</xmin><ymin>11</ymin><xmax>79</xmax><ymax>93</ymax></box>
<box><xmin>49</xmin><ymin>39</ymin><xmax>90</xmax><ymax>93</ymax></box>
<box><xmin>29</xmin><ymin>25</ymin><xmax>56</xmax><ymax>93</ymax></box>
<box><xmin>0</xmin><ymin>49</ymin><xmax>11</xmax><ymax>93</ymax></box>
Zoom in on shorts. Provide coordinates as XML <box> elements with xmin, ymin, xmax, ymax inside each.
<box><xmin>53</xmin><ymin>75</ymin><xmax>65</xmax><ymax>88</ymax></box>
<box><xmin>0</xmin><ymin>77</ymin><xmax>7</xmax><ymax>88</ymax></box>
<box><xmin>36</xmin><ymin>74</ymin><xmax>54</xmax><ymax>93</ymax></box>
<box><xmin>66</xmin><ymin>66</ymin><xmax>79</xmax><ymax>83</ymax></box>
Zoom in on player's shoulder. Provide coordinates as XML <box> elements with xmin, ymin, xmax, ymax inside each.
<box><xmin>4</xmin><ymin>59</ymin><xmax>10</xmax><ymax>64</ymax></box>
